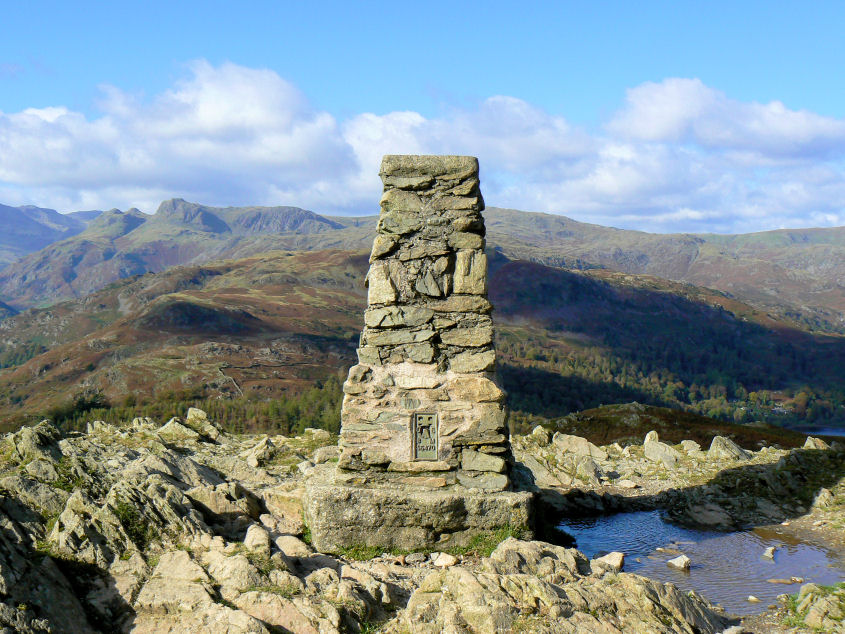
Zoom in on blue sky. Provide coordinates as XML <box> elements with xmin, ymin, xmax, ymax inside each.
<box><xmin>1</xmin><ymin>1</ymin><xmax>844</xmax><ymax>233</ymax></box>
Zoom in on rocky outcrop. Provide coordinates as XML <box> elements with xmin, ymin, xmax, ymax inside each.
<box><xmin>385</xmin><ymin>538</ymin><xmax>732</xmax><ymax>634</ymax></box>
<box><xmin>786</xmin><ymin>582</ymin><xmax>845</xmax><ymax>632</ymax></box>
<box><xmin>0</xmin><ymin>412</ymin><xmax>785</xmax><ymax>632</ymax></box>
<box><xmin>513</xmin><ymin>427</ymin><xmax>845</xmax><ymax>533</ymax></box>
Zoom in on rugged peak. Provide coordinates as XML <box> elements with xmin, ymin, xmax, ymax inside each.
<box><xmin>230</xmin><ymin>206</ymin><xmax>343</xmax><ymax>234</ymax></box>
<box><xmin>83</xmin><ymin>206</ymin><xmax>147</xmax><ymax>238</ymax></box>
<box><xmin>154</xmin><ymin>199</ymin><xmax>231</xmax><ymax>234</ymax></box>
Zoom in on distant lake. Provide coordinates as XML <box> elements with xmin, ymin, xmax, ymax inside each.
<box><xmin>790</xmin><ymin>426</ymin><xmax>845</xmax><ymax>438</ymax></box>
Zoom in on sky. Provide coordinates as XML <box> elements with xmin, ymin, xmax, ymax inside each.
<box><xmin>1</xmin><ymin>1</ymin><xmax>844</xmax><ymax>234</ymax></box>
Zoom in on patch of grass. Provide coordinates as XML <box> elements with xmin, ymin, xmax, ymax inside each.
<box><xmin>783</xmin><ymin>583</ymin><xmax>845</xmax><ymax>628</ymax></box>
<box><xmin>337</xmin><ymin>544</ymin><xmax>382</xmax><ymax>561</ymax></box>
<box><xmin>112</xmin><ymin>500</ymin><xmax>157</xmax><ymax>550</ymax></box>
<box><xmin>34</xmin><ymin>539</ymin><xmax>57</xmax><ymax>558</ymax></box>
<box><xmin>244</xmin><ymin>550</ymin><xmax>275</xmax><ymax>575</ymax></box>
<box><xmin>301</xmin><ymin>523</ymin><xmax>312</xmax><ymax>545</ymax></box>
<box><xmin>447</xmin><ymin>526</ymin><xmax>529</xmax><ymax>558</ymax></box>
<box><xmin>43</xmin><ymin>513</ymin><xmax>58</xmax><ymax>534</ymax></box>
<box><xmin>227</xmin><ymin>543</ymin><xmax>277</xmax><ymax>575</ymax></box>
<box><xmin>247</xmin><ymin>584</ymin><xmax>301</xmax><ymax>599</ymax></box>
<box><xmin>53</xmin><ymin>457</ymin><xmax>85</xmax><ymax>492</ymax></box>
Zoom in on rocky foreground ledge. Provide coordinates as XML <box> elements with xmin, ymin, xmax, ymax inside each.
<box><xmin>0</xmin><ymin>410</ymin><xmax>841</xmax><ymax>633</ymax></box>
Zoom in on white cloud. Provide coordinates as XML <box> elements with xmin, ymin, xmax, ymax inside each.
<box><xmin>0</xmin><ymin>61</ymin><xmax>355</xmax><ymax>211</ymax></box>
<box><xmin>0</xmin><ymin>64</ymin><xmax>844</xmax><ymax>233</ymax></box>
<box><xmin>608</xmin><ymin>78</ymin><xmax>845</xmax><ymax>158</ymax></box>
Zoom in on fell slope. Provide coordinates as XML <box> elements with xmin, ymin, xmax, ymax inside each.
<box><xmin>0</xmin><ymin>249</ymin><xmax>841</xmax><ymax>432</ymax></box>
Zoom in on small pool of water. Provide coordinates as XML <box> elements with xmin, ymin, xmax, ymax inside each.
<box><xmin>559</xmin><ymin>510</ymin><xmax>845</xmax><ymax>615</ymax></box>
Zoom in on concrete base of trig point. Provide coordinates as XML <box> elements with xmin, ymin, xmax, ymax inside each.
<box><xmin>303</xmin><ymin>464</ymin><xmax>534</xmax><ymax>553</ymax></box>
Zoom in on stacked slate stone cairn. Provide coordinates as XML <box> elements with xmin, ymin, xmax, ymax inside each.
<box><xmin>304</xmin><ymin>155</ymin><xmax>532</xmax><ymax>553</ymax></box>
<box><xmin>339</xmin><ymin>155</ymin><xmax>511</xmax><ymax>488</ymax></box>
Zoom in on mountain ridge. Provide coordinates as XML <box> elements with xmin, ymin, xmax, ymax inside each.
<box><xmin>0</xmin><ymin>199</ymin><xmax>842</xmax><ymax>334</ymax></box>
<box><xmin>0</xmin><ymin>203</ymin><xmax>90</xmax><ymax>268</ymax></box>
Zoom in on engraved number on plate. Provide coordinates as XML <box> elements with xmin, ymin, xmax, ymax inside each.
<box><xmin>413</xmin><ymin>413</ymin><xmax>438</xmax><ymax>461</ymax></box>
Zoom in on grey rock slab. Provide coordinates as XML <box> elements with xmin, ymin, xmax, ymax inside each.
<box><xmin>428</xmin><ymin>294</ymin><xmax>492</xmax><ymax>313</ymax></box>
<box><xmin>134</xmin><ymin>550</ymin><xmax>213</xmax><ymax>612</ymax></box>
<box><xmin>461</xmin><ymin>449</ymin><xmax>506</xmax><ymax>473</ymax></box>
<box><xmin>377</xmin><ymin>210</ymin><xmax>423</xmax><ymax>235</ymax></box>
<box><xmin>8</xmin><ymin>420</ymin><xmax>63</xmax><ymax>463</ymax></box>
<box><xmin>0</xmin><ymin>475</ymin><xmax>68</xmax><ymax>516</ymax></box>
<box><xmin>244</xmin><ymin>524</ymin><xmax>272</xmax><ymax>556</ymax></box>
<box><xmin>575</xmin><ymin>456</ymin><xmax>605</xmax><ymax>483</ymax></box>
<box><xmin>804</xmin><ymin>436</ymin><xmax>830</xmax><ymax>450</ymax></box>
<box><xmin>667</xmin><ymin>554</ymin><xmax>691</xmax><ymax>571</ymax></box>
<box><xmin>380</xmin><ymin>154</ymin><xmax>478</xmax><ymax>179</ymax></box>
<box><xmin>813</xmin><ymin>487</ymin><xmax>834</xmax><ymax>508</ymax></box>
<box><xmin>439</xmin><ymin>326</ymin><xmax>493</xmax><ymax>347</ymax></box>
<box><xmin>366</xmin><ymin>262</ymin><xmax>396</xmax><ymax>305</ymax></box>
<box><xmin>644</xmin><ymin>439</ymin><xmax>682</xmax><ymax>468</ymax></box>
<box><xmin>593</xmin><ymin>551</ymin><xmax>625</xmax><ymax>572</ymax></box>
<box><xmin>448</xmin><ymin>349</ymin><xmax>496</xmax><ymax>373</ymax></box>
<box><xmin>681</xmin><ymin>440</ymin><xmax>701</xmax><ymax>454</ymax></box>
<box><xmin>380</xmin><ymin>189</ymin><xmax>424</xmax><ymax>213</ymax></box>
<box><xmin>447</xmin><ymin>231</ymin><xmax>484</xmax><ymax>249</ymax></box>
<box><xmin>205</xmin><ymin>551</ymin><xmax>265</xmax><ymax>594</ymax></box>
<box><xmin>364</xmin><ymin>327</ymin><xmax>434</xmax><ymax>346</ymax></box>
<box><xmin>707</xmin><ymin>436</ymin><xmax>752</xmax><ymax>461</ymax></box>
<box><xmin>391</xmin><ymin>539</ymin><xmax>731</xmax><ymax>634</ymax></box>
<box><xmin>552</xmin><ymin>434</ymin><xmax>608</xmax><ymax>460</ymax></box>
<box><xmin>234</xmin><ymin>592</ymin><xmax>321</xmax><ymax>634</ymax></box>
<box><xmin>455</xmin><ymin>471</ymin><xmax>509</xmax><ymax>491</ymax></box>
<box><xmin>275</xmin><ymin>534</ymin><xmax>313</xmax><ymax>558</ymax></box>
<box><xmin>364</xmin><ymin>305</ymin><xmax>433</xmax><ymax>328</ymax></box>
<box><xmin>432</xmin><ymin>552</ymin><xmax>459</xmax><ymax>567</ymax></box>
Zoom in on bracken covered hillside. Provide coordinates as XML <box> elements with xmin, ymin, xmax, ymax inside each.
<box><xmin>0</xmin><ymin>249</ymin><xmax>843</xmax><ymax>433</ymax></box>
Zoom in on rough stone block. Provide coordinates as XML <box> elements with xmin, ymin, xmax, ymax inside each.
<box><xmin>380</xmin><ymin>189</ymin><xmax>423</xmax><ymax>212</ymax></box>
<box><xmin>370</xmin><ymin>234</ymin><xmax>399</xmax><ymax>260</ymax></box>
<box><xmin>366</xmin><ymin>262</ymin><xmax>396</xmax><ymax>305</ymax></box>
<box><xmin>446</xmin><ymin>376</ymin><xmax>505</xmax><ymax>403</ymax></box>
<box><xmin>303</xmin><ymin>466</ymin><xmax>532</xmax><ymax>553</ymax></box>
<box><xmin>379</xmin><ymin>155</ymin><xmax>479</xmax><ymax>180</ymax></box>
<box><xmin>440</xmin><ymin>326</ymin><xmax>494</xmax><ymax>347</ymax></box>
<box><xmin>447</xmin><ymin>231</ymin><xmax>485</xmax><ymax>248</ymax></box>
<box><xmin>453</xmin><ymin>251</ymin><xmax>488</xmax><ymax>295</ymax></box>
<box><xmin>449</xmin><ymin>349</ymin><xmax>496</xmax><ymax>373</ymax></box>
<box><xmin>461</xmin><ymin>449</ymin><xmax>506</xmax><ymax>473</ymax></box>
<box><xmin>456</xmin><ymin>471</ymin><xmax>509</xmax><ymax>491</ymax></box>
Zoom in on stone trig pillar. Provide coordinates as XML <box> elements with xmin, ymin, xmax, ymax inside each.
<box><xmin>303</xmin><ymin>156</ymin><xmax>533</xmax><ymax>553</ymax></box>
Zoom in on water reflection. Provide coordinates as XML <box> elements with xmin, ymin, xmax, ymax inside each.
<box><xmin>559</xmin><ymin>510</ymin><xmax>845</xmax><ymax>615</ymax></box>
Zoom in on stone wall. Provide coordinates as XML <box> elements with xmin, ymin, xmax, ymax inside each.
<box><xmin>338</xmin><ymin>155</ymin><xmax>512</xmax><ymax>490</ymax></box>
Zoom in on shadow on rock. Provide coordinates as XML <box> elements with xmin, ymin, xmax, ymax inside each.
<box><xmin>0</xmin><ymin>495</ymin><xmax>135</xmax><ymax>633</ymax></box>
